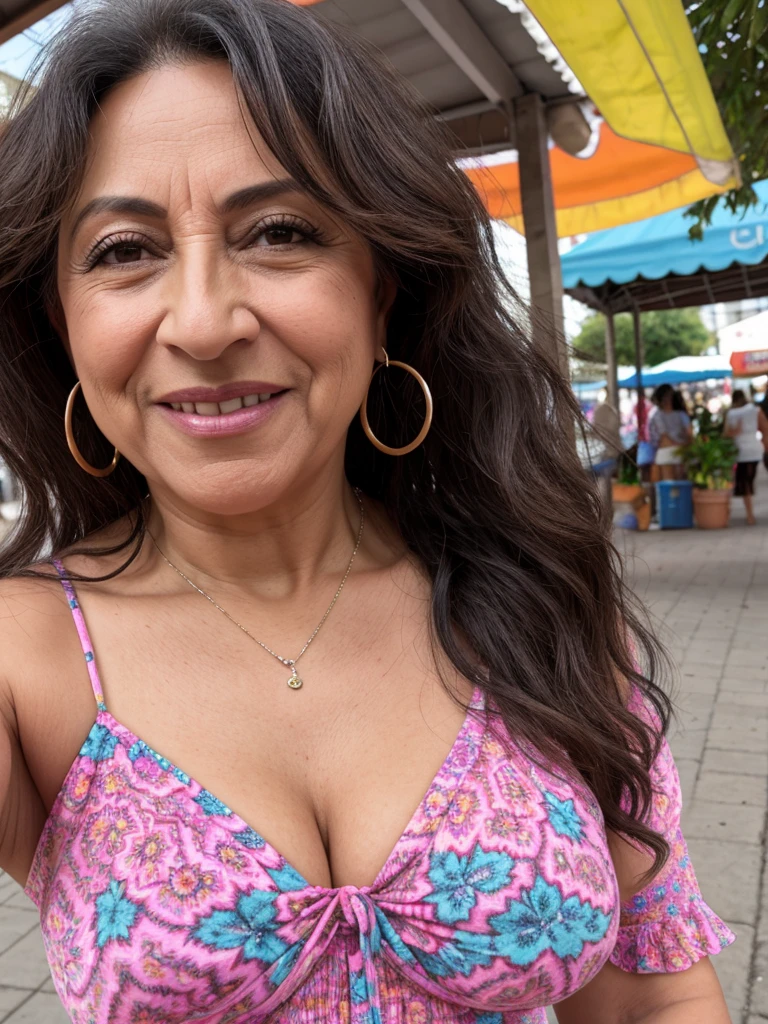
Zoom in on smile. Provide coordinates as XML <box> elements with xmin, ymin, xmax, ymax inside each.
<box><xmin>166</xmin><ymin>393</ymin><xmax>277</xmax><ymax>416</ymax></box>
<box><xmin>157</xmin><ymin>389</ymin><xmax>287</xmax><ymax>438</ymax></box>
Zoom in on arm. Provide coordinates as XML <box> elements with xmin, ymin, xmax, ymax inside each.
<box><xmin>557</xmin><ymin>687</ymin><xmax>732</xmax><ymax>1024</ymax></box>
<box><xmin>758</xmin><ymin>407</ymin><xmax>768</xmax><ymax>449</ymax></box>
<box><xmin>0</xmin><ymin>579</ymin><xmax>62</xmax><ymax>887</ymax></box>
<box><xmin>554</xmin><ymin>955</ymin><xmax>729</xmax><ymax>1024</ymax></box>
<box><xmin>723</xmin><ymin>412</ymin><xmax>741</xmax><ymax>439</ymax></box>
<box><xmin>555</xmin><ymin>834</ymin><xmax>730</xmax><ymax>1023</ymax></box>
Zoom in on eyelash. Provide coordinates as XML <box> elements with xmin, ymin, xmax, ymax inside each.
<box><xmin>83</xmin><ymin>215</ymin><xmax>323</xmax><ymax>269</ymax></box>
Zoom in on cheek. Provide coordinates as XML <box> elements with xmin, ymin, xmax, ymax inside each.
<box><xmin>63</xmin><ymin>283</ymin><xmax>154</xmax><ymax>395</ymax></box>
<box><xmin>291</xmin><ymin>285</ymin><xmax>378</xmax><ymax>417</ymax></box>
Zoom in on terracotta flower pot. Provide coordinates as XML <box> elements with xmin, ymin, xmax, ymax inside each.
<box><xmin>692</xmin><ymin>487</ymin><xmax>732</xmax><ymax>529</ymax></box>
<box><xmin>611</xmin><ymin>483</ymin><xmax>645</xmax><ymax>503</ymax></box>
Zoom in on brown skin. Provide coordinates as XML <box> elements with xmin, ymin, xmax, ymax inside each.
<box><xmin>0</xmin><ymin>62</ymin><xmax>729</xmax><ymax>1021</ymax></box>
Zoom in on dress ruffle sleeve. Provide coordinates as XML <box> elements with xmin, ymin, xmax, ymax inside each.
<box><xmin>609</xmin><ymin>690</ymin><xmax>736</xmax><ymax>974</ymax></box>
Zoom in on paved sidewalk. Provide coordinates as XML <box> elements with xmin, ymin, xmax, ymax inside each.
<box><xmin>1</xmin><ymin>478</ymin><xmax>767</xmax><ymax>1023</ymax></box>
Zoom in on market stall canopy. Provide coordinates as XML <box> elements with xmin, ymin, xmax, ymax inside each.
<box><xmin>574</xmin><ymin>354</ymin><xmax>734</xmax><ymax>394</ymax></box>
<box><xmin>6</xmin><ymin>1</ymin><xmax>736</xmax><ymax>177</ymax></box>
<box><xmin>464</xmin><ymin>0</ymin><xmax>739</xmax><ymax>236</ymax></box>
<box><xmin>561</xmin><ymin>180</ymin><xmax>768</xmax><ymax>314</ymax></box>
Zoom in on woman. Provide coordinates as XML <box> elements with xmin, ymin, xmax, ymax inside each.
<box><xmin>725</xmin><ymin>389</ymin><xmax>764</xmax><ymax>525</ymax></box>
<box><xmin>0</xmin><ymin>1</ymin><xmax>732</xmax><ymax>1021</ymax></box>
<box><xmin>758</xmin><ymin>395</ymin><xmax>768</xmax><ymax>473</ymax></box>
<box><xmin>649</xmin><ymin>385</ymin><xmax>693</xmax><ymax>481</ymax></box>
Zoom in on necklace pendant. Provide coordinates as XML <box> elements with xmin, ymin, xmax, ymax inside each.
<box><xmin>287</xmin><ymin>670</ymin><xmax>303</xmax><ymax>690</ymax></box>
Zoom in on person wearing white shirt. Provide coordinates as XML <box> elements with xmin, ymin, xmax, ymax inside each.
<box><xmin>725</xmin><ymin>389</ymin><xmax>764</xmax><ymax>525</ymax></box>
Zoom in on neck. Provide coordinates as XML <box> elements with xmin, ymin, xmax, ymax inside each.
<box><xmin>145</xmin><ymin>471</ymin><xmax>366</xmax><ymax>599</ymax></box>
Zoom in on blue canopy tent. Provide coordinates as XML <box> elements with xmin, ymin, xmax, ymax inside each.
<box><xmin>561</xmin><ymin>179</ymin><xmax>768</xmax><ymax>308</ymax></box>
<box><xmin>572</xmin><ymin>354</ymin><xmax>733</xmax><ymax>395</ymax></box>
<box><xmin>561</xmin><ymin>181</ymin><xmax>768</xmax><ymax>422</ymax></box>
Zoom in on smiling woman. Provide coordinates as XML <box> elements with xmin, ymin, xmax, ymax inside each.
<box><xmin>0</xmin><ymin>1</ymin><xmax>733</xmax><ymax>1023</ymax></box>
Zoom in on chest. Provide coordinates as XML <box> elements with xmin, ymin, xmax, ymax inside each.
<box><xmin>28</xmin><ymin>572</ymin><xmax>475</xmax><ymax>890</ymax></box>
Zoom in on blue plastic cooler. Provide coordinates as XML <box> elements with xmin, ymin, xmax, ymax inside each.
<box><xmin>656</xmin><ymin>480</ymin><xmax>694</xmax><ymax>529</ymax></box>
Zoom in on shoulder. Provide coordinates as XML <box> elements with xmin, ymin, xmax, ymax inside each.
<box><xmin>0</xmin><ymin>571</ymin><xmax>78</xmax><ymax>715</ymax></box>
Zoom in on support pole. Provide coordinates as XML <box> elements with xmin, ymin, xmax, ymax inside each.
<box><xmin>514</xmin><ymin>93</ymin><xmax>568</xmax><ymax>377</ymax></box>
<box><xmin>604</xmin><ymin>312</ymin><xmax>619</xmax><ymax>414</ymax></box>
<box><xmin>633</xmin><ymin>306</ymin><xmax>645</xmax><ymax>438</ymax></box>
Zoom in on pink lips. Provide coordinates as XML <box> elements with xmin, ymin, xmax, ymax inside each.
<box><xmin>156</xmin><ymin>389</ymin><xmax>287</xmax><ymax>438</ymax></box>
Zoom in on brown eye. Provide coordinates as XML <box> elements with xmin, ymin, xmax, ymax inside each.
<box><xmin>106</xmin><ymin>243</ymin><xmax>146</xmax><ymax>264</ymax></box>
<box><xmin>259</xmin><ymin>226</ymin><xmax>300</xmax><ymax>246</ymax></box>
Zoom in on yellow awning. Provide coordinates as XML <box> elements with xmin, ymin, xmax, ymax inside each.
<box><xmin>524</xmin><ymin>0</ymin><xmax>738</xmax><ymax>186</ymax></box>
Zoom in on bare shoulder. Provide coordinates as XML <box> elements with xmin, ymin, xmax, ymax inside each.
<box><xmin>0</xmin><ymin>570</ymin><xmax>81</xmax><ymax>882</ymax></box>
<box><xmin>0</xmin><ymin>571</ymin><xmax>74</xmax><ymax>686</ymax></box>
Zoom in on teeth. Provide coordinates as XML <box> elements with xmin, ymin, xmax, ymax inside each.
<box><xmin>219</xmin><ymin>397</ymin><xmax>244</xmax><ymax>414</ymax></box>
<box><xmin>171</xmin><ymin>393</ymin><xmax>277</xmax><ymax>416</ymax></box>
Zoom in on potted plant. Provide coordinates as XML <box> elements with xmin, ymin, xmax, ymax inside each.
<box><xmin>612</xmin><ymin>446</ymin><xmax>643</xmax><ymax>503</ymax></box>
<box><xmin>611</xmin><ymin>446</ymin><xmax>651</xmax><ymax>530</ymax></box>
<box><xmin>678</xmin><ymin>428</ymin><xmax>738</xmax><ymax>529</ymax></box>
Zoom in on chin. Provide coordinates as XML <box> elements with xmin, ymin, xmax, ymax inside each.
<box><xmin>155</xmin><ymin>466</ymin><xmax>299</xmax><ymax>518</ymax></box>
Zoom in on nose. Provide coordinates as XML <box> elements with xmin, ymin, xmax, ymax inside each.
<box><xmin>155</xmin><ymin>242</ymin><xmax>260</xmax><ymax>361</ymax></box>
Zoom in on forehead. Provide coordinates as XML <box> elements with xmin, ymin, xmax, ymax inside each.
<box><xmin>74</xmin><ymin>61</ymin><xmax>286</xmax><ymax>206</ymax></box>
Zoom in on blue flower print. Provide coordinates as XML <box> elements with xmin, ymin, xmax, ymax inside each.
<box><xmin>268</xmin><ymin>942</ymin><xmax>302</xmax><ymax>986</ymax></box>
<box><xmin>80</xmin><ymin>723</ymin><xmax>118</xmax><ymax>762</ymax></box>
<box><xmin>172</xmin><ymin>766</ymin><xmax>191</xmax><ymax>785</ymax></box>
<box><xmin>268</xmin><ymin>862</ymin><xmax>309</xmax><ymax>893</ymax></box>
<box><xmin>490</xmin><ymin>875</ymin><xmax>611</xmax><ymax>966</ymax></box>
<box><xmin>194</xmin><ymin>789</ymin><xmax>232</xmax><ymax>816</ymax></box>
<box><xmin>425</xmin><ymin>844</ymin><xmax>515</xmax><ymax>924</ymax></box>
<box><xmin>412</xmin><ymin>931</ymin><xmax>493</xmax><ymax>979</ymax></box>
<box><xmin>373</xmin><ymin>906</ymin><xmax>417</xmax><ymax>965</ymax></box>
<box><xmin>95</xmin><ymin>879</ymin><xmax>139</xmax><ymax>947</ymax></box>
<box><xmin>475</xmin><ymin>1015</ymin><xmax>504</xmax><ymax>1024</ymax></box>
<box><xmin>193</xmin><ymin>890</ymin><xmax>288</xmax><ymax>964</ymax></box>
<box><xmin>350</xmin><ymin>968</ymin><xmax>368</xmax><ymax>1004</ymax></box>
<box><xmin>544</xmin><ymin>791</ymin><xmax>584</xmax><ymax>842</ymax></box>
<box><xmin>234</xmin><ymin>827</ymin><xmax>265</xmax><ymax>849</ymax></box>
<box><xmin>128</xmin><ymin>741</ymin><xmax>169</xmax><ymax>770</ymax></box>
<box><xmin>128</xmin><ymin>740</ymin><xmax>149</xmax><ymax>762</ymax></box>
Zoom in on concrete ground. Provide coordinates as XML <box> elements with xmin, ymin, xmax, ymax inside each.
<box><xmin>0</xmin><ymin>476</ymin><xmax>767</xmax><ymax>1023</ymax></box>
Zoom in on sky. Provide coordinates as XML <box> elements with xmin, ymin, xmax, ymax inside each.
<box><xmin>0</xmin><ymin>4</ymin><xmax>72</xmax><ymax>82</ymax></box>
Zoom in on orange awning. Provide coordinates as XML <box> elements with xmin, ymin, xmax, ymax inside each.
<box><xmin>464</xmin><ymin>120</ymin><xmax>730</xmax><ymax>238</ymax></box>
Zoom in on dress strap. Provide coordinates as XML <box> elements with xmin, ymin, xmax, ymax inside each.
<box><xmin>52</xmin><ymin>559</ymin><xmax>106</xmax><ymax>712</ymax></box>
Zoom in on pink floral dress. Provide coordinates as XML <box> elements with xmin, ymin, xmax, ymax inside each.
<box><xmin>25</xmin><ymin>565</ymin><xmax>734</xmax><ymax>1023</ymax></box>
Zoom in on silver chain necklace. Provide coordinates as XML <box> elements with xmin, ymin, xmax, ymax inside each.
<box><xmin>150</xmin><ymin>490</ymin><xmax>365</xmax><ymax>690</ymax></box>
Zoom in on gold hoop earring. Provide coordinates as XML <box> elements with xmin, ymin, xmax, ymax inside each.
<box><xmin>360</xmin><ymin>349</ymin><xmax>433</xmax><ymax>456</ymax></box>
<box><xmin>65</xmin><ymin>381</ymin><xmax>121</xmax><ymax>478</ymax></box>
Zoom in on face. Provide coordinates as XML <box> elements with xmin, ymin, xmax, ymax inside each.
<box><xmin>56</xmin><ymin>61</ymin><xmax>392</xmax><ymax>516</ymax></box>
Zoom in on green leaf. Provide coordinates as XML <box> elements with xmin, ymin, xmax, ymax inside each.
<box><xmin>720</xmin><ymin>0</ymin><xmax>744</xmax><ymax>30</ymax></box>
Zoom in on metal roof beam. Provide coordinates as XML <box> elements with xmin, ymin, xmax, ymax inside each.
<box><xmin>400</xmin><ymin>0</ymin><xmax>523</xmax><ymax>106</ymax></box>
<box><xmin>0</xmin><ymin>0</ymin><xmax>65</xmax><ymax>45</ymax></box>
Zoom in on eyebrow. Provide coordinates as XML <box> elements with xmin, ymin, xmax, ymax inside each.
<box><xmin>69</xmin><ymin>178</ymin><xmax>303</xmax><ymax>241</ymax></box>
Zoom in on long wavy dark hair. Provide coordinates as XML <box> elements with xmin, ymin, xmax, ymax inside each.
<box><xmin>0</xmin><ymin>0</ymin><xmax>671</xmax><ymax>870</ymax></box>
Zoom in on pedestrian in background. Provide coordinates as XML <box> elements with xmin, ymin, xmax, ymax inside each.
<box><xmin>725</xmin><ymin>388</ymin><xmax>763</xmax><ymax>525</ymax></box>
<box><xmin>649</xmin><ymin>383</ymin><xmax>693</xmax><ymax>481</ymax></box>
<box><xmin>759</xmin><ymin>402</ymin><xmax>768</xmax><ymax>473</ymax></box>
